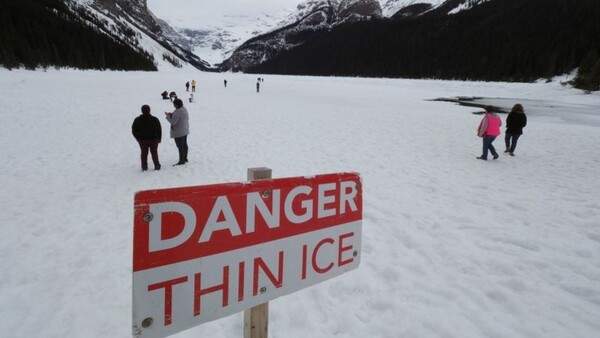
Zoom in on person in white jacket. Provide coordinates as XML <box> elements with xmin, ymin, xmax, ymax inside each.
<box><xmin>165</xmin><ymin>99</ymin><xmax>190</xmax><ymax>165</ymax></box>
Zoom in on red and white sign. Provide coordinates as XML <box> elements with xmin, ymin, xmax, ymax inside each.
<box><xmin>132</xmin><ymin>172</ymin><xmax>362</xmax><ymax>338</ymax></box>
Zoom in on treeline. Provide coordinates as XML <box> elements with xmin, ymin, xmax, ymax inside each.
<box><xmin>574</xmin><ymin>50</ymin><xmax>600</xmax><ymax>92</ymax></box>
<box><xmin>0</xmin><ymin>0</ymin><xmax>156</xmax><ymax>71</ymax></box>
<box><xmin>249</xmin><ymin>0</ymin><xmax>600</xmax><ymax>90</ymax></box>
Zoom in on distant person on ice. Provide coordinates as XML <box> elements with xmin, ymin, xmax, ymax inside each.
<box><xmin>224</xmin><ymin>79</ymin><xmax>227</xmax><ymax>87</ymax></box>
<box><xmin>256</xmin><ymin>80</ymin><xmax>260</xmax><ymax>93</ymax></box>
<box><xmin>191</xmin><ymin>79</ymin><xmax>196</xmax><ymax>92</ymax></box>
<box><xmin>161</xmin><ymin>91</ymin><xmax>169</xmax><ymax>100</ymax></box>
<box><xmin>169</xmin><ymin>91</ymin><xmax>177</xmax><ymax>101</ymax></box>
<box><xmin>185</xmin><ymin>81</ymin><xmax>190</xmax><ymax>92</ymax></box>
<box><xmin>132</xmin><ymin>104</ymin><xmax>162</xmax><ymax>171</ymax></box>
<box><xmin>504</xmin><ymin>103</ymin><xmax>527</xmax><ymax>156</ymax></box>
<box><xmin>165</xmin><ymin>98</ymin><xmax>190</xmax><ymax>166</ymax></box>
<box><xmin>476</xmin><ymin>105</ymin><xmax>502</xmax><ymax>161</ymax></box>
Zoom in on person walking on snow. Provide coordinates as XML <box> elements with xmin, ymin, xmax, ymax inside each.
<box><xmin>165</xmin><ymin>99</ymin><xmax>190</xmax><ymax>166</ymax></box>
<box><xmin>191</xmin><ymin>79</ymin><xmax>196</xmax><ymax>92</ymax></box>
<box><xmin>504</xmin><ymin>103</ymin><xmax>527</xmax><ymax>156</ymax></box>
<box><xmin>256</xmin><ymin>80</ymin><xmax>260</xmax><ymax>93</ymax></box>
<box><xmin>132</xmin><ymin>105</ymin><xmax>162</xmax><ymax>171</ymax></box>
<box><xmin>185</xmin><ymin>81</ymin><xmax>190</xmax><ymax>92</ymax></box>
<box><xmin>476</xmin><ymin>105</ymin><xmax>502</xmax><ymax>161</ymax></box>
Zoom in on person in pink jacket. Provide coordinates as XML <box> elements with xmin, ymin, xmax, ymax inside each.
<box><xmin>476</xmin><ymin>105</ymin><xmax>502</xmax><ymax>160</ymax></box>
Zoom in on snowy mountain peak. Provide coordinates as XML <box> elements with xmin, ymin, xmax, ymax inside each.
<box><xmin>220</xmin><ymin>0</ymin><xmax>386</xmax><ymax>71</ymax></box>
<box><xmin>284</xmin><ymin>0</ymin><xmax>339</xmax><ymax>27</ymax></box>
<box><xmin>84</xmin><ymin>0</ymin><xmax>210</xmax><ymax>70</ymax></box>
<box><xmin>280</xmin><ymin>0</ymin><xmax>382</xmax><ymax>29</ymax></box>
<box><xmin>147</xmin><ymin>0</ymin><xmax>498</xmax><ymax>68</ymax></box>
<box><xmin>138</xmin><ymin>0</ymin><xmax>499</xmax><ymax>69</ymax></box>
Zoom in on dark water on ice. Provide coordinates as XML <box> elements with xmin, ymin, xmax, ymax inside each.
<box><xmin>433</xmin><ymin>96</ymin><xmax>600</xmax><ymax>127</ymax></box>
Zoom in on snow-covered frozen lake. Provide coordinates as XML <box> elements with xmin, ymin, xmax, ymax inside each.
<box><xmin>1</xmin><ymin>69</ymin><xmax>599</xmax><ymax>338</ymax></box>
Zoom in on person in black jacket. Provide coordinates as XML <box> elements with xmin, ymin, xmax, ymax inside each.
<box><xmin>132</xmin><ymin>105</ymin><xmax>162</xmax><ymax>171</ymax></box>
<box><xmin>504</xmin><ymin>103</ymin><xmax>527</xmax><ymax>156</ymax></box>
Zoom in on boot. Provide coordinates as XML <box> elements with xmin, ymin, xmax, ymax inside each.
<box><xmin>175</xmin><ymin>148</ymin><xmax>186</xmax><ymax>165</ymax></box>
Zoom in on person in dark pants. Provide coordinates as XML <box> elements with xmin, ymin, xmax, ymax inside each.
<box><xmin>504</xmin><ymin>103</ymin><xmax>527</xmax><ymax>156</ymax></box>
<box><xmin>256</xmin><ymin>80</ymin><xmax>260</xmax><ymax>93</ymax></box>
<box><xmin>185</xmin><ymin>81</ymin><xmax>190</xmax><ymax>92</ymax></box>
<box><xmin>224</xmin><ymin>79</ymin><xmax>227</xmax><ymax>87</ymax></box>
<box><xmin>476</xmin><ymin>105</ymin><xmax>502</xmax><ymax>161</ymax></box>
<box><xmin>165</xmin><ymin>99</ymin><xmax>190</xmax><ymax>166</ymax></box>
<box><xmin>132</xmin><ymin>105</ymin><xmax>162</xmax><ymax>171</ymax></box>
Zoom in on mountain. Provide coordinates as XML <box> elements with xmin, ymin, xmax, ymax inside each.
<box><xmin>148</xmin><ymin>1</ymin><xmax>452</xmax><ymax>69</ymax></box>
<box><xmin>217</xmin><ymin>0</ymin><xmax>499</xmax><ymax>72</ymax></box>
<box><xmin>0</xmin><ymin>0</ymin><xmax>211</xmax><ymax>71</ymax></box>
<box><xmin>217</xmin><ymin>0</ymin><xmax>385</xmax><ymax>72</ymax></box>
<box><xmin>3</xmin><ymin>0</ymin><xmax>598</xmax><ymax>91</ymax></box>
<box><xmin>87</xmin><ymin>0</ymin><xmax>211</xmax><ymax>70</ymax></box>
<box><xmin>245</xmin><ymin>0</ymin><xmax>600</xmax><ymax>87</ymax></box>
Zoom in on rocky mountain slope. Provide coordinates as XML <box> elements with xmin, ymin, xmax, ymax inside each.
<box><xmin>148</xmin><ymin>0</ymin><xmax>455</xmax><ymax>69</ymax></box>
<box><xmin>0</xmin><ymin>0</ymin><xmax>211</xmax><ymax>71</ymax></box>
<box><xmin>247</xmin><ymin>0</ymin><xmax>600</xmax><ymax>89</ymax></box>
<box><xmin>218</xmin><ymin>0</ymin><xmax>384</xmax><ymax>71</ymax></box>
<box><xmin>82</xmin><ymin>0</ymin><xmax>210</xmax><ymax>70</ymax></box>
<box><xmin>381</xmin><ymin>0</ymin><xmax>443</xmax><ymax>17</ymax></box>
<box><xmin>218</xmin><ymin>0</ymin><xmax>493</xmax><ymax>71</ymax></box>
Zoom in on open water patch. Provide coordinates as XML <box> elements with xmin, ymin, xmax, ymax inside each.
<box><xmin>432</xmin><ymin>96</ymin><xmax>600</xmax><ymax>127</ymax></box>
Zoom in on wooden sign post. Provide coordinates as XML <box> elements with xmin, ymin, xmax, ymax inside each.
<box><xmin>244</xmin><ymin>167</ymin><xmax>272</xmax><ymax>338</ymax></box>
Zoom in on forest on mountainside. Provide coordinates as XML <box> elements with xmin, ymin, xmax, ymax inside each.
<box><xmin>248</xmin><ymin>0</ymin><xmax>600</xmax><ymax>91</ymax></box>
<box><xmin>0</xmin><ymin>0</ymin><xmax>156</xmax><ymax>71</ymax></box>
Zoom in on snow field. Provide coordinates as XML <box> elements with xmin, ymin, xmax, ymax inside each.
<box><xmin>0</xmin><ymin>69</ymin><xmax>599</xmax><ymax>338</ymax></box>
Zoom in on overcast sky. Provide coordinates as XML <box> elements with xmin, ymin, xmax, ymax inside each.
<box><xmin>147</xmin><ymin>0</ymin><xmax>301</xmax><ymax>28</ymax></box>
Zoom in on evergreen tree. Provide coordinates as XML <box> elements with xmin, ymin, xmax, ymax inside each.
<box><xmin>248</xmin><ymin>0</ymin><xmax>600</xmax><ymax>91</ymax></box>
<box><xmin>0</xmin><ymin>0</ymin><xmax>156</xmax><ymax>71</ymax></box>
<box><xmin>574</xmin><ymin>50</ymin><xmax>600</xmax><ymax>92</ymax></box>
